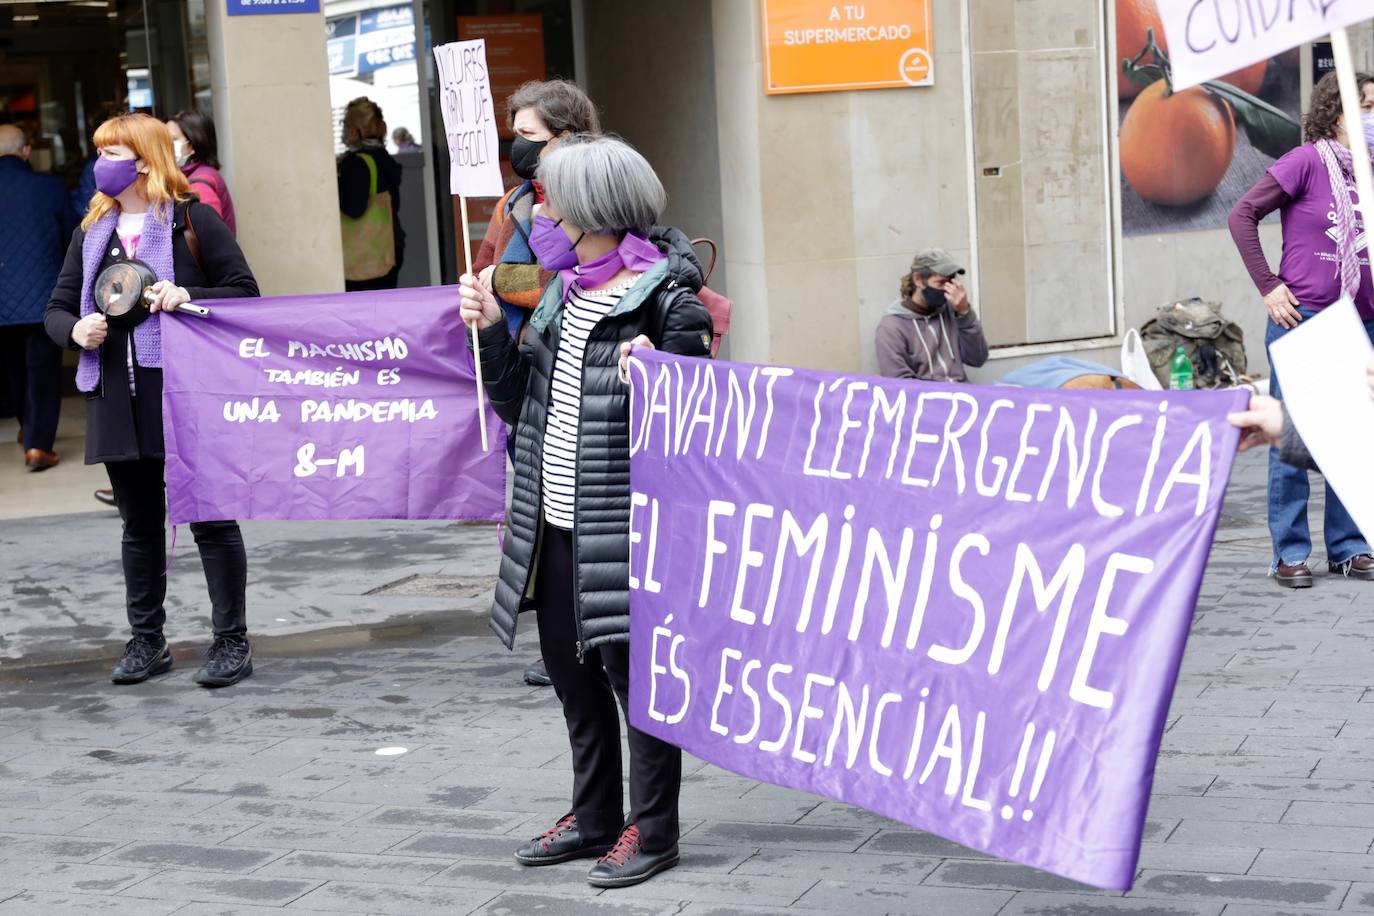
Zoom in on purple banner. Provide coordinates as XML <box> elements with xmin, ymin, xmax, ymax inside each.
<box><xmin>162</xmin><ymin>286</ymin><xmax>505</xmax><ymax>525</ymax></box>
<box><xmin>626</xmin><ymin>350</ymin><xmax>1245</xmax><ymax>890</ymax></box>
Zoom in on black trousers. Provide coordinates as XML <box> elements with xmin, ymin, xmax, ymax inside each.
<box><xmin>105</xmin><ymin>458</ymin><xmax>248</xmax><ymax>639</ymax></box>
<box><xmin>535</xmin><ymin>524</ymin><xmax>681</xmax><ymax>852</ymax></box>
<box><xmin>0</xmin><ymin>323</ymin><xmax>62</xmax><ymax>452</ymax></box>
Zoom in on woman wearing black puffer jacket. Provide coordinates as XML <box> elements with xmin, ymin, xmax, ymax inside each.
<box><xmin>459</xmin><ymin>134</ymin><xmax>712</xmax><ymax>890</ymax></box>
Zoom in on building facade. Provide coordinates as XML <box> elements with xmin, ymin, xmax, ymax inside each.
<box><xmin>5</xmin><ymin>0</ymin><xmax>1370</xmax><ymax>380</ymax></box>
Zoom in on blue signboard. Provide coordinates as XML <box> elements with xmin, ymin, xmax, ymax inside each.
<box><xmin>325</xmin><ymin>15</ymin><xmax>357</xmax><ymax>39</ymax></box>
<box><xmin>326</xmin><ymin>4</ymin><xmax>415</xmax><ymax>77</ymax></box>
<box><xmin>358</xmin><ymin>42</ymin><xmax>415</xmax><ymax>75</ymax></box>
<box><xmin>227</xmin><ymin>0</ymin><xmax>321</xmax><ymax>15</ymax></box>
<box><xmin>327</xmin><ymin>35</ymin><xmax>357</xmax><ymax>75</ymax></box>
<box><xmin>359</xmin><ymin>5</ymin><xmax>411</xmax><ymax>31</ymax></box>
<box><xmin>358</xmin><ymin>32</ymin><xmax>414</xmax><ymax>74</ymax></box>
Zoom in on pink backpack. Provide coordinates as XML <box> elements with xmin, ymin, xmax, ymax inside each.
<box><xmin>691</xmin><ymin>238</ymin><xmax>731</xmax><ymax>358</ymax></box>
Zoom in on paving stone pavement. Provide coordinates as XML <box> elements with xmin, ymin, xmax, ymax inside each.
<box><xmin>2</xmin><ymin>449</ymin><xmax>1374</xmax><ymax>915</ymax></box>
<box><xmin>0</xmin><ymin>515</ymin><xmax>500</xmax><ymax>665</ymax></box>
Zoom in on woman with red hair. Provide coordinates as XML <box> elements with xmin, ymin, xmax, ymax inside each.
<box><xmin>44</xmin><ymin>112</ymin><xmax>259</xmax><ymax>687</ymax></box>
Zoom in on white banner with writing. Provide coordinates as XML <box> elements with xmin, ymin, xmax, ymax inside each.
<box><xmin>432</xmin><ymin>39</ymin><xmax>504</xmax><ymax>198</ymax></box>
<box><xmin>1161</xmin><ymin>0</ymin><xmax>1374</xmax><ymax>90</ymax></box>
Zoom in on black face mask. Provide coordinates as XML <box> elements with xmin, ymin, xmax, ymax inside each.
<box><xmin>920</xmin><ymin>285</ymin><xmax>948</xmax><ymax>314</ymax></box>
<box><xmin>510</xmin><ymin>135</ymin><xmax>548</xmax><ymax>181</ymax></box>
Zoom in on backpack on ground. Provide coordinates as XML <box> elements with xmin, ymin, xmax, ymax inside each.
<box><xmin>339</xmin><ymin>152</ymin><xmax>396</xmax><ymax>282</ymax></box>
<box><xmin>1139</xmin><ymin>298</ymin><xmax>1247</xmax><ymax>389</ymax></box>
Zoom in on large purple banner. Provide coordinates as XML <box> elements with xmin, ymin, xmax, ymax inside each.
<box><xmin>626</xmin><ymin>350</ymin><xmax>1245</xmax><ymax>890</ymax></box>
<box><xmin>162</xmin><ymin>286</ymin><xmax>505</xmax><ymax>524</ymax></box>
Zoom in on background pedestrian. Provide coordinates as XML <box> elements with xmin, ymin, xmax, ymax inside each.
<box><xmin>473</xmin><ymin>78</ymin><xmax>601</xmax><ymax>689</ymax></box>
<box><xmin>167</xmin><ymin>110</ymin><xmax>237</xmax><ymax>236</ymax></box>
<box><xmin>0</xmin><ymin>123</ymin><xmax>76</xmax><ymax>471</ymax></box>
<box><xmin>338</xmin><ymin>97</ymin><xmax>404</xmax><ymax>291</ymax></box>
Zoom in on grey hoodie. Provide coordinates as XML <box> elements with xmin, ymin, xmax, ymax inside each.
<box><xmin>875</xmin><ymin>297</ymin><xmax>989</xmax><ymax>382</ymax></box>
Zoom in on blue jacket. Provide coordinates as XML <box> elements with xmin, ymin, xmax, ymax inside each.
<box><xmin>73</xmin><ymin>155</ymin><xmax>97</xmax><ymax>217</ymax></box>
<box><xmin>997</xmin><ymin>357</ymin><xmax>1129</xmax><ymax>389</ymax></box>
<box><xmin>0</xmin><ymin>156</ymin><xmax>75</xmax><ymax>326</ymax></box>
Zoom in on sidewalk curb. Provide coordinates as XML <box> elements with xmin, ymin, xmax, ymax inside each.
<box><xmin>0</xmin><ymin>606</ymin><xmax>495</xmax><ymax>680</ymax></box>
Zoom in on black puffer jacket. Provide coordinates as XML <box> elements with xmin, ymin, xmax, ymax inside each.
<box><xmin>477</xmin><ymin>226</ymin><xmax>713</xmax><ymax>652</ymax></box>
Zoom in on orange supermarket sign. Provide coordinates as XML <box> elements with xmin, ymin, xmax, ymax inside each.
<box><xmin>761</xmin><ymin>0</ymin><xmax>933</xmax><ymax>95</ymax></box>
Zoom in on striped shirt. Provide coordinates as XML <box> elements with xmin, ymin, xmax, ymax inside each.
<box><xmin>541</xmin><ymin>283</ymin><xmax>626</xmax><ymax>529</ymax></box>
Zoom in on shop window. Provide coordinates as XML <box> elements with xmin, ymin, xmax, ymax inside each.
<box><xmin>967</xmin><ymin>0</ymin><xmax>1116</xmax><ymax>348</ymax></box>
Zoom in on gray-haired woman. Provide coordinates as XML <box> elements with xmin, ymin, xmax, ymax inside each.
<box><xmin>459</xmin><ymin>135</ymin><xmax>712</xmax><ymax>889</ymax></box>
<box><xmin>474</xmin><ymin>78</ymin><xmax>601</xmax><ymax>691</ymax></box>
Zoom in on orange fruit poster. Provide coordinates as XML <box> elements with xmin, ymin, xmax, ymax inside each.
<box><xmin>761</xmin><ymin>0</ymin><xmax>933</xmax><ymax>95</ymax></box>
<box><xmin>1114</xmin><ymin>0</ymin><xmax>1301</xmax><ymax>235</ymax></box>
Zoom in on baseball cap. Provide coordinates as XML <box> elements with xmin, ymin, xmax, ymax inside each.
<box><xmin>910</xmin><ymin>247</ymin><xmax>965</xmax><ymax>277</ymax></box>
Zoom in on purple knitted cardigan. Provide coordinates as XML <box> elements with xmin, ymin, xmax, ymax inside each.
<box><xmin>75</xmin><ymin>203</ymin><xmax>175</xmax><ymax>392</ymax></box>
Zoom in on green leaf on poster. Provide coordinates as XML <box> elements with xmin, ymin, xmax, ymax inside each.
<box><xmin>1123</xmin><ymin>60</ymin><xmax>1164</xmax><ymax>90</ymax></box>
<box><xmin>1204</xmin><ymin>80</ymin><xmax>1302</xmax><ymax>160</ymax></box>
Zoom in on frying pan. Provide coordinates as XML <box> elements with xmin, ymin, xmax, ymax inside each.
<box><xmin>93</xmin><ymin>259</ymin><xmax>210</xmax><ymax>329</ymax></box>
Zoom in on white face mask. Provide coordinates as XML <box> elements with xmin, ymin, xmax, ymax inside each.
<box><xmin>173</xmin><ymin>139</ymin><xmax>190</xmax><ymax>167</ymax></box>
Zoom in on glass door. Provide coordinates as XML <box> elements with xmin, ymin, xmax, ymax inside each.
<box><xmin>0</xmin><ymin>0</ymin><xmax>195</xmax><ymax>190</ymax></box>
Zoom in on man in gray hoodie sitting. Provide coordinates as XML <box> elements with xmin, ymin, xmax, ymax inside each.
<box><xmin>875</xmin><ymin>247</ymin><xmax>989</xmax><ymax>382</ymax></box>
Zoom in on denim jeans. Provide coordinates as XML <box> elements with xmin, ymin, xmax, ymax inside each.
<box><xmin>1264</xmin><ymin>307</ymin><xmax>1374</xmax><ymax>568</ymax></box>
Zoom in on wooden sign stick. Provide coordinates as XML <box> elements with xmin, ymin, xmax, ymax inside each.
<box><xmin>460</xmin><ymin>194</ymin><xmax>490</xmax><ymax>452</ymax></box>
<box><xmin>1332</xmin><ymin>28</ymin><xmax>1374</xmax><ymax>235</ymax></box>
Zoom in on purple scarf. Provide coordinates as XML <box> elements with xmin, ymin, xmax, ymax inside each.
<box><xmin>1315</xmin><ymin>138</ymin><xmax>1362</xmax><ymax>302</ymax></box>
<box><xmin>559</xmin><ymin>232</ymin><xmax>664</xmax><ymax>302</ymax></box>
<box><xmin>75</xmin><ymin>203</ymin><xmax>175</xmax><ymax>392</ymax></box>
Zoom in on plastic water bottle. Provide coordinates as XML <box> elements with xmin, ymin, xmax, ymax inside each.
<box><xmin>1168</xmin><ymin>346</ymin><xmax>1194</xmax><ymax>391</ymax></box>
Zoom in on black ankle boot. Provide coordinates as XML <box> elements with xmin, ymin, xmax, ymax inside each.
<box><xmin>111</xmin><ymin>634</ymin><xmax>173</xmax><ymax>685</ymax></box>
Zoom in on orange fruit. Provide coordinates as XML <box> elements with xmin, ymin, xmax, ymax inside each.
<box><xmin>1120</xmin><ymin>80</ymin><xmax>1236</xmax><ymax>207</ymax></box>
<box><xmin>1216</xmin><ymin>60</ymin><xmax>1267</xmax><ymax>96</ymax></box>
<box><xmin>1117</xmin><ymin>0</ymin><xmax>1267</xmax><ymax>98</ymax></box>
<box><xmin>1117</xmin><ymin>0</ymin><xmax>1167</xmax><ymax>99</ymax></box>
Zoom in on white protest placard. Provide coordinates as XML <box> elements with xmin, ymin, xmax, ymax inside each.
<box><xmin>432</xmin><ymin>39</ymin><xmax>504</xmax><ymax>198</ymax></box>
<box><xmin>1269</xmin><ymin>297</ymin><xmax>1374</xmax><ymax>543</ymax></box>
<box><xmin>1159</xmin><ymin>0</ymin><xmax>1374</xmax><ymax>90</ymax></box>
<box><xmin>432</xmin><ymin>39</ymin><xmax>501</xmax><ymax>451</ymax></box>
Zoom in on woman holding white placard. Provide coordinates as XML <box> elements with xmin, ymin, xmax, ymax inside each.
<box><xmin>1228</xmin><ymin>71</ymin><xmax>1374</xmax><ymax>588</ymax></box>
<box><xmin>459</xmin><ymin>135</ymin><xmax>712</xmax><ymax>889</ymax></box>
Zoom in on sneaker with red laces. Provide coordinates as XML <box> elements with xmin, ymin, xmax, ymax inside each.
<box><xmin>586</xmin><ymin>824</ymin><xmax>680</xmax><ymax>889</ymax></box>
<box><xmin>514</xmin><ymin>812</ymin><xmax>614</xmax><ymax>866</ymax></box>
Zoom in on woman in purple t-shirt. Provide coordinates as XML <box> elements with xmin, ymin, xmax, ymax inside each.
<box><xmin>1229</xmin><ymin>72</ymin><xmax>1374</xmax><ymax>588</ymax></box>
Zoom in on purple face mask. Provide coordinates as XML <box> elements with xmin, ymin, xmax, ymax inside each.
<box><xmin>94</xmin><ymin>156</ymin><xmax>140</xmax><ymax>198</ymax></box>
<box><xmin>529</xmin><ymin>215</ymin><xmax>585</xmax><ymax>271</ymax></box>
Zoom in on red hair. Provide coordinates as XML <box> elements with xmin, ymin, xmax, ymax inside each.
<box><xmin>82</xmin><ymin>112</ymin><xmax>191</xmax><ymax>230</ymax></box>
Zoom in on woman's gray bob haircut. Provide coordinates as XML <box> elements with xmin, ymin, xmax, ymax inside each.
<box><xmin>539</xmin><ymin>134</ymin><xmax>666</xmax><ymax>238</ymax></box>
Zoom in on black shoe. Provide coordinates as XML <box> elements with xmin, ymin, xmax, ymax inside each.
<box><xmin>94</xmin><ymin>488</ymin><xmax>115</xmax><ymax>507</ymax></box>
<box><xmin>111</xmin><ymin>634</ymin><xmax>173</xmax><ymax>684</ymax></box>
<box><xmin>1274</xmin><ymin>561</ymin><xmax>1314</xmax><ymax>589</ymax></box>
<box><xmin>523</xmin><ymin>658</ymin><xmax>553</xmax><ymax>687</ymax></box>
<box><xmin>587</xmin><ymin>825</ymin><xmax>679</xmax><ymax>888</ymax></box>
<box><xmin>194</xmin><ymin>636</ymin><xmax>253</xmax><ymax>688</ymax></box>
<box><xmin>515</xmin><ymin>813</ymin><xmax>614</xmax><ymax>866</ymax></box>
